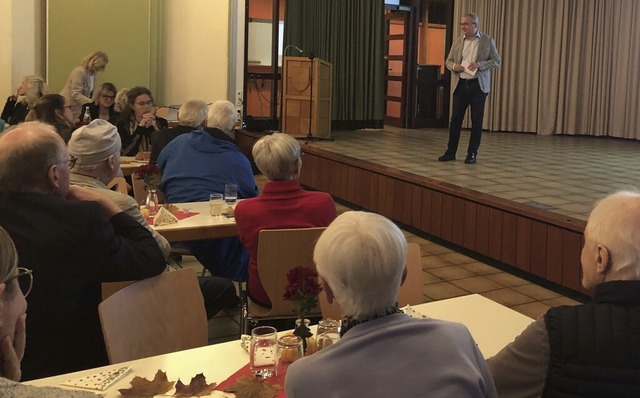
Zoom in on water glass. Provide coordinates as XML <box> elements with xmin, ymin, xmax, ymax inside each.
<box><xmin>249</xmin><ymin>326</ymin><xmax>277</xmax><ymax>379</ymax></box>
<box><xmin>316</xmin><ymin>318</ymin><xmax>341</xmax><ymax>350</ymax></box>
<box><xmin>276</xmin><ymin>335</ymin><xmax>304</xmax><ymax>376</ymax></box>
<box><xmin>224</xmin><ymin>183</ymin><xmax>238</xmax><ymax>205</ymax></box>
<box><xmin>209</xmin><ymin>193</ymin><xmax>224</xmax><ymax>216</ymax></box>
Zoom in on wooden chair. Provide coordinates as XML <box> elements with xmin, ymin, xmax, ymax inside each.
<box><xmin>241</xmin><ymin>227</ymin><xmax>326</xmax><ymax>333</ymax></box>
<box><xmin>106</xmin><ymin>176</ymin><xmax>129</xmax><ymax>195</ymax></box>
<box><xmin>98</xmin><ymin>268</ymin><xmax>207</xmax><ymax>364</ymax></box>
<box><xmin>131</xmin><ymin>172</ymin><xmax>166</xmax><ymax>205</ymax></box>
<box><xmin>319</xmin><ymin>242</ymin><xmax>424</xmax><ymax>319</ymax></box>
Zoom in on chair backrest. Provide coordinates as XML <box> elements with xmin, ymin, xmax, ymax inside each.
<box><xmin>255</xmin><ymin>227</ymin><xmax>326</xmax><ymax>317</ymax></box>
<box><xmin>98</xmin><ymin>268</ymin><xmax>207</xmax><ymax>364</ymax></box>
<box><xmin>131</xmin><ymin>171</ymin><xmax>166</xmax><ymax>205</ymax></box>
<box><xmin>106</xmin><ymin>176</ymin><xmax>128</xmax><ymax>195</ymax></box>
<box><xmin>319</xmin><ymin>242</ymin><xmax>424</xmax><ymax>319</ymax></box>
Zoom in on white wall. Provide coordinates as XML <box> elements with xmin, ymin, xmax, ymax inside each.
<box><xmin>164</xmin><ymin>0</ymin><xmax>231</xmax><ymax>106</ymax></box>
<box><xmin>0</xmin><ymin>0</ymin><xmax>45</xmax><ymax>100</ymax></box>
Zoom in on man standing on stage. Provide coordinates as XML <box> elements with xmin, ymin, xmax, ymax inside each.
<box><xmin>438</xmin><ymin>13</ymin><xmax>501</xmax><ymax>165</ymax></box>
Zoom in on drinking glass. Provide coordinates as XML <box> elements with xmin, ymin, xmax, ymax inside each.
<box><xmin>224</xmin><ymin>183</ymin><xmax>238</xmax><ymax>205</ymax></box>
<box><xmin>249</xmin><ymin>326</ymin><xmax>277</xmax><ymax>379</ymax></box>
<box><xmin>276</xmin><ymin>335</ymin><xmax>304</xmax><ymax>376</ymax></box>
<box><xmin>316</xmin><ymin>318</ymin><xmax>341</xmax><ymax>350</ymax></box>
<box><xmin>209</xmin><ymin>193</ymin><xmax>224</xmax><ymax>216</ymax></box>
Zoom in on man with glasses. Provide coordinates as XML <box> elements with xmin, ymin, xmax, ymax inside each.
<box><xmin>0</xmin><ymin>122</ymin><xmax>166</xmax><ymax>380</ymax></box>
<box><xmin>438</xmin><ymin>13</ymin><xmax>501</xmax><ymax>165</ymax></box>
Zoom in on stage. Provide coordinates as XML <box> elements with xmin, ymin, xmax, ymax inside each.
<box><xmin>237</xmin><ymin>127</ymin><xmax>640</xmax><ymax>296</ymax></box>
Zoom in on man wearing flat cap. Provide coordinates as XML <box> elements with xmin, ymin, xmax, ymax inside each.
<box><xmin>69</xmin><ymin>119</ymin><xmax>240</xmax><ymax>320</ymax></box>
<box><xmin>69</xmin><ymin>119</ymin><xmax>171</xmax><ymax>258</ymax></box>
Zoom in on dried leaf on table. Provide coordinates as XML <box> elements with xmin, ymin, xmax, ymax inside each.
<box><xmin>174</xmin><ymin>373</ymin><xmax>217</xmax><ymax>397</ymax></box>
<box><xmin>119</xmin><ymin>369</ymin><xmax>175</xmax><ymax>397</ymax></box>
<box><xmin>224</xmin><ymin>375</ymin><xmax>280</xmax><ymax>398</ymax></box>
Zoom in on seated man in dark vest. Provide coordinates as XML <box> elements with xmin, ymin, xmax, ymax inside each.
<box><xmin>487</xmin><ymin>190</ymin><xmax>640</xmax><ymax>398</ymax></box>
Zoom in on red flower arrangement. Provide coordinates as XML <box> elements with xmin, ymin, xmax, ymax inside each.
<box><xmin>283</xmin><ymin>266</ymin><xmax>322</xmax><ymax>352</ymax></box>
<box><xmin>135</xmin><ymin>163</ymin><xmax>160</xmax><ymax>190</ymax></box>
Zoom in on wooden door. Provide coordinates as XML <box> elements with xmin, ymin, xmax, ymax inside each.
<box><xmin>384</xmin><ymin>11</ymin><xmax>410</xmax><ymax>127</ymax></box>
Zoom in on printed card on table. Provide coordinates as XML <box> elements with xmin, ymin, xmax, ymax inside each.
<box><xmin>61</xmin><ymin>366</ymin><xmax>131</xmax><ymax>391</ymax></box>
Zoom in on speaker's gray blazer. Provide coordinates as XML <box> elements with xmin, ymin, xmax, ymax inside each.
<box><xmin>446</xmin><ymin>32</ymin><xmax>501</xmax><ymax>94</ymax></box>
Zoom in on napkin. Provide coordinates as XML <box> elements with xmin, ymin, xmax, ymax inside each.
<box><xmin>153</xmin><ymin>207</ymin><xmax>179</xmax><ymax>226</ymax></box>
<box><xmin>61</xmin><ymin>366</ymin><xmax>131</xmax><ymax>391</ymax></box>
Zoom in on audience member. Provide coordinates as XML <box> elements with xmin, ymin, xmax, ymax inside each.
<box><xmin>487</xmin><ymin>190</ymin><xmax>640</xmax><ymax>398</ymax></box>
<box><xmin>60</xmin><ymin>51</ymin><xmax>109</xmax><ymax>119</ymax></box>
<box><xmin>0</xmin><ymin>227</ymin><xmax>98</xmax><ymax>396</ymax></box>
<box><xmin>205</xmin><ymin>100</ymin><xmax>239</xmax><ymax>140</ymax></box>
<box><xmin>79</xmin><ymin>82</ymin><xmax>119</xmax><ymax>124</ymax></box>
<box><xmin>0</xmin><ymin>226</ymin><xmax>27</xmax><ymax>382</ymax></box>
<box><xmin>26</xmin><ymin>94</ymin><xmax>75</xmax><ymax>143</ymax></box>
<box><xmin>0</xmin><ymin>122</ymin><xmax>166</xmax><ymax>380</ymax></box>
<box><xmin>235</xmin><ymin>132</ymin><xmax>336</xmax><ymax>307</ymax></box>
<box><xmin>157</xmin><ymin>101</ymin><xmax>257</xmax><ymax>281</ymax></box>
<box><xmin>285</xmin><ymin>211</ymin><xmax>497</xmax><ymax>397</ymax></box>
<box><xmin>116</xmin><ymin>86</ymin><xmax>168</xmax><ymax>156</ymax></box>
<box><xmin>1</xmin><ymin>75</ymin><xmax>48</xmax><ymax>125</ymax></box>
<box><xmin>150</xmin><ymin>99</ymin><xmax>233</xmax><ymax>163</ymax></box>
<box><xmin>68</xmin><ymin>119</ymin><xmax>239</xmax><ymax>318</ymax></box>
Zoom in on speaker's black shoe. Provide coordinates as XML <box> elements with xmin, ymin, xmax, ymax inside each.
<box><xmin>438</xmin><ymin>152</ymin><xmax>456</xmax><ymax>162</ymax></box>
<box><xmin>464</xmin><ymin>153</ymin><xmax>477</xmax><ymax>164</ymax></box>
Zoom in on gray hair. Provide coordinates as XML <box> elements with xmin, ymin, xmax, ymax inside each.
<box><xmin>314</xmin><ymin>211</ymin><xmax>407</xmax><ymax>319</ymax></box>
<box><xmin>252</xmin><ymin>133</ymin><xmax>301</xmax><ymax>180</ymax></box>
<box><xmin>22</xmin><ymin>75</ymin><xmax>49</xmax><ymax>108</ymax></box>
<box><xmin>178</xmin><ymin>99</ymin><xmax>208</xmax><ymax>128</ymax></box>
<box><xmin>207</xmin><ymin>100</ymin><xmax>236</xmax><ymax>135</ymax></box>
<box><xmin>585</xmin><ymin>191</ymin><xmax>640</xmax><ymax>280</ymax></box>
<box><xmin>464</xmin><ymin>13</ymin><xmax>479</xmax><ymax>25</ymax></box>
<box><xmin>0</xmin><ymin>122</ymin><xmax>65</xmax><ymax>193</ymax></box>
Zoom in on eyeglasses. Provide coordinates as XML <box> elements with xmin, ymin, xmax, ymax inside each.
<box><xmin>57</xmin><ymin>154</ymin><xmax>78</xmax><ymax>169</ymax></box>
<box><xmin>102</xmin><ymin>95</ymin><xmax>116</xmax><ymax>100</ymax></box>
<box><xmin>135</xmin><ymin>100</ymin><xmax>153</xmax><ymax>107</ymax></box>
<box><xmin>3</xmin><ymin>267</ymin><xmax>33</xmax><ymax>298</ymax></box>
<box><xmin>63</xmin><ymin>105</ymin><xmax>75</xmax><ymax>110</ymax></box>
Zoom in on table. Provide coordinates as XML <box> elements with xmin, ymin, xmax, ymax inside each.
<box><xmin>26</xmin><ymin>294</ymin><xmax>533</xmax><ymax>396</ymax></box>
<box><xmin>152</xmin><ymin>201</ymin><xmax>239</xmax><ymax>242</ymax></box>
<box><xmin>119</xmin><ymin>156</ymin><xmax>147</xmax><ymax>177</ymax></box>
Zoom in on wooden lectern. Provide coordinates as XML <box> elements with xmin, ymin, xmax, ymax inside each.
<box><xmin>282</xmin><ymin>56</ymin><xmax>332</xmax><ymax>139</ymax></box>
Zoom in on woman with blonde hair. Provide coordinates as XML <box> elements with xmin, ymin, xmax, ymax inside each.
<box><xmin>60</xmin><ymin>51</ymin><xmax>109</xmax><ymax>119</ymax></box>
<box><xmin>1</xmin><ymin>76</ymin><xmax>48</xmax><ymax>125</ymax></box>
<box><xmin>78</xmin><ymin>82</ymin><xmax>119</xmax><ymax>124</ymax></box>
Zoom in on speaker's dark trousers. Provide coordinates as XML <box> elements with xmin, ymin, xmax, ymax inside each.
<box><xmin>446</xmin><ymin>78</ymin><xmax>488</xmax><ymax>156</ymax></box>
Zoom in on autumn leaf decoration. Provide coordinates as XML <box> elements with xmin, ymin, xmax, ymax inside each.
<box><xmin>225</xmin><ymin>375</ymin><xmax>280</xmax><ymax>398</ymax></box>
<box><xmin>119</xmin><ymin>370</ymin><xmax>218</xmax><ymax>397</ymax></box>
<box><xmin>174</xmin><ymin>373</ymin><xmax>217</xmax><ymax>397</ymax></box>
<box><xmin>119</xmin><ymin>370</ymin><xmax>174</xmax><ymax>397</ymax></box>
<box><xmin>283</xmin><ymin>266</ymin><xmax>322</xmax><ymax>352</ymax></box>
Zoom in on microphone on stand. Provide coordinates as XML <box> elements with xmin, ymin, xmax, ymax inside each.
<box><xmin>283</xmin><ymin>45</ymin><xmax>304</xmax><ymax>56</ymax></box>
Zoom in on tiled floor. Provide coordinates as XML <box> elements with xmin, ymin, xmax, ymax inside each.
<box><xmin>305</xmin><ymin>127</ymin><xmax>640</xmax><ymax>221</ymax></box>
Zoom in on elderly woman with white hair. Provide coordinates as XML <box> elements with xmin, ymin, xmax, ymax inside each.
<box><xmin>235</xmin><ymin>132</ymin><xmax>336</xmax><ymax>307</ymax></box>
<box><xmin>60</xmin><ymin>51</ymin><xmax>109</xmax><ymax>119</ymax></box>
<box><xmin>285</xmin><ymin>211</ymin><xmax>497</xmax><ymax>398</ymax></box>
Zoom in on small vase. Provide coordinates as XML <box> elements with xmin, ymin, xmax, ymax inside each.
<box><xmin>145</xmin><ymin>189</ymin><xmax>159</xmax><ymax>216</ymax></box>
